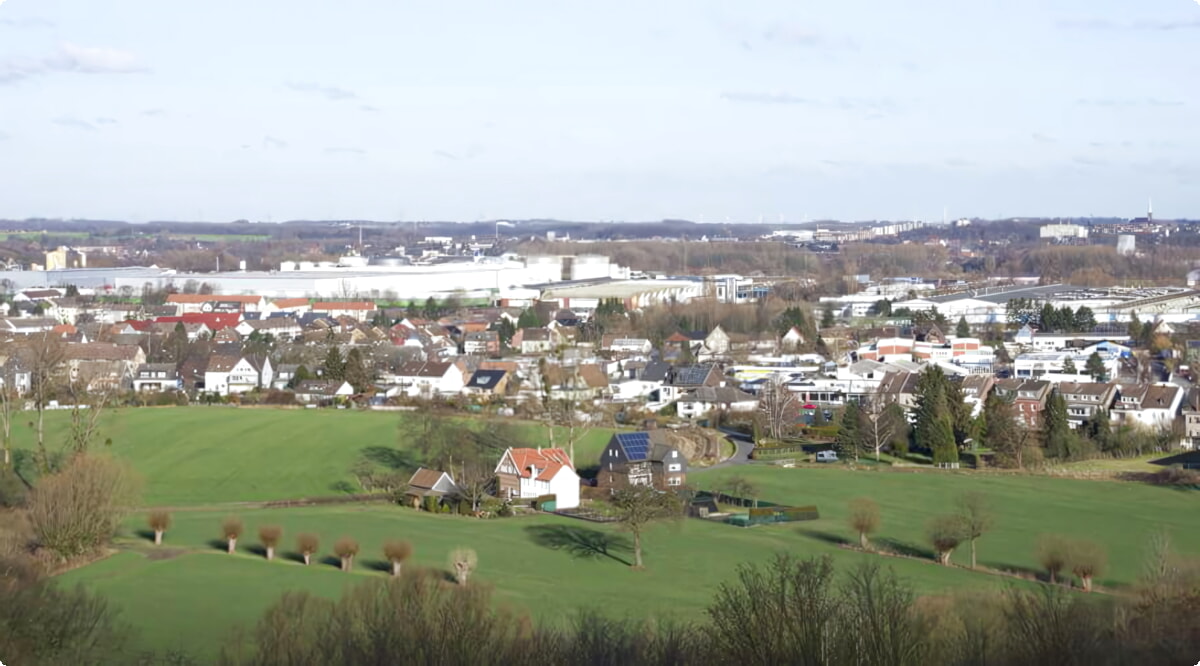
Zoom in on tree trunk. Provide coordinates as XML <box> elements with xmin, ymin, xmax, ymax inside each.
<box><xmin>1049</xmin><ymin>570</ymin><xmax>1057</xmax><ymax>585</ymax></box>
<box><xmin>154</xmin><ymin>529</ymin><xmax>163</xmax><ymax>545</ymax></box>
<box><xmin>392</xmin><ymin>560</ymin><xmax>402</xmax><ymax>577</ymax></box>
<box><xmin>303</xmin><ymin>553</ymin><xmax>311</xmax><ymax>566</ymax></box>
<box><xmin>970</xmin><ymin>538</ymin><xmax>977</xmax><ymax>569</ymax></box>
<box><xmin>266</xmin><ymin>546</ymin><xmax>274</xmax><ymax>561</ymax></box>
<box><xmin>859</xmin><ymin>531</ymin><xmax>869</xmax><ymax>550</ymax></box>
<box><xmin>227</xmin><ymin>537</ymin><xmax>236</xmax><ymax>554</ymax></box>
<box><xmin>633</xmin><ymin>531</ymin><xmax>643</xmax><ymax>568</ymax></box>
<box><xmin>1081</xmin><ymin>575</ymin><xmax>1092</xmax><ymax>592</ymax></box>
<box><xmin>938</xmin><ymin>550</ymin><xmax>952</xmax><ymax>566</ymax></box>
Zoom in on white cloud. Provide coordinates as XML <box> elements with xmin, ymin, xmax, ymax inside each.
<box><xmin>52</xmin><ymin>117</ymin><xmax>98</xmax><ymax>131</ymax></box>
<box><xmin>287</xmin><ymin>81</ymin><xmax>357</xmax><ymax>101</ymax></box>
<box><xmin>324</xmin><ymin>146</ymin><xmax>366</xmax><ymax>155</ymax></box>
<box><xmin>0</xmin><ymin>43</ymin><xmax>146</xmax><ymax>84</ymax></box>
<box><xmin>720</xmin><ymin>91</ymin><xmax>814</xmax><ymax>105</ymax></box>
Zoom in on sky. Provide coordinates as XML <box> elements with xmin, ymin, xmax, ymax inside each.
<box><xmin>0</xmin><ymin>0</ymin><xmax>1198</xmax><ymax>223</ymax></box>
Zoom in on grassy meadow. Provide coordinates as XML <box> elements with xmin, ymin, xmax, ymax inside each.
<box><xmin>9</xmin><ymin>407</ymin><xmax>617</xmax><ymax>505</ymax></box>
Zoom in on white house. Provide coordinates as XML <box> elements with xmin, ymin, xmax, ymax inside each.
<box><xmin>385</xmin><ymin>360</ymin><xmax>465</xmax><ymax>399</ymax></box>
<box><xmin>1111</xmin><ymin>383</ymin><xmax>1183</xmax><ymax>430</ymax></box>
<box><xmin>676</xmin><ymin>386</ymin><xmax>759</xmax><ymax>419</ymax></box>
<box><xmin>204</xmin><ymin>354</ymin><xmax>274</xmax><ymax>395</ymax></box>
<box><xmin>494</xmin><ymin>447</ymin><xmax>580</xmax><ymax>510</ymax></box>
<box><xmin>293</xmin><ymin>379</ymin><xmax>354</xmax><ymax>402</ymax></box>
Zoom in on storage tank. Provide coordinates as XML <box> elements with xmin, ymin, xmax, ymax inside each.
<box><xmin>524</xmin><ymin>255</ymin><xmax>563</xmax><ymax>283</ymax></box>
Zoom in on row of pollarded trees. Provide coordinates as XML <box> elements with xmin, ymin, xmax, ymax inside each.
<box><xmin>846</xmin><ymin>493</ymin><xmax>1108</xmax><ymax>591</ymax></box>
<box><xmin>148</xmin><ymin>512</ymin><xmax>479</xmax><ymax>582</ymax></box>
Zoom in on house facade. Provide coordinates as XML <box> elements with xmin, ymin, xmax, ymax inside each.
<box><xmin>494</xmin><ymin>447</ymin><xmax>580</xmax><ymax>509</ymax></box>
<box><xmin>204</xmin><ymin>354</ymin><xmax>274</xmax><ymax>395</ymax></box>
<box><xmin>597</xmin><ymin>431</ymin><xmax>688</xmax><ymax>490</ymax></box>
<box><xmin>133</xmin><ymin>363</ymin><xmax>182</xmax><ymax>392</ymax></box>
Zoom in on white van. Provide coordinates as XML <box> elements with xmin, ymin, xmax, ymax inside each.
<box><xmin>815</xmin><ymin>450</ymin><xmax>839</xmax><ymax>463</ymax></box>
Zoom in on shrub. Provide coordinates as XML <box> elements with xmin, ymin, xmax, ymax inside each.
<box><xmin>146</xmin><ymin>510</ymin><xmax>171</xmax><ymax>545</ymax></box>
<box><xmin>222</xmin><ymin>517</ymin><xmax>244</xmax><ymax>554</ymax></box>
<box><xmin>296</xmin><ymin>533</ymin><xmax>319</xmax><ymax>566</ymax></box>
<box><xmin>28</xmin><ymin>455</ymin><xmax>141</xmax><ymax>560</ymax></box>
<box><xmin>258</xmin><ymin>525</ymin><xmax>283</xmax><ymax>561</ymax></box>
<box><xmin>927</xmin><ymin>515</ymin><xmax>967</xmax><ymax>566</ymax></box>
<box><xmin>334</xmin><ymin>537</ymin><xmax>360</xmax><ymax>572</ymax></box>
<box><xmin>449</xmin><ymin>547</ymin><xmax>478</xmax><ymax>584</ymax></box>
<box><xmin>423</xmin><ymin>496</ymin><xmax>438</xmax><ymax>513</ymax></box>
<box><xmin>383</xmin><ymin>540</ymin><xmax>414</xmax><ymax>577</ymax></box>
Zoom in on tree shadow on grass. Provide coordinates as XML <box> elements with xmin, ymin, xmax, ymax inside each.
<box><xmin>134</xmin><ymin>529</ymin><xmax>156</xmax><ymax>543</ymax></box>
<box><xmin>282</xmin><ymin>551</ymin><xmax>307</xmax><ymax>565</ymax></box>
<box><xmin>797</xmin><ymin>528</ymin><xmax>851</xmax><ymax>547</ymax></box>
<box><xmin>245</xmin><ymin>544</ymin><xmax>268</xmax><ymax>558</ymax></box>
<box><xmin>524</xmin><ymin>525</ymin><xmax>632</xmax><ymax>566</ymax></box>
<box><xmin>319</xmin><ymin>555</ymin><xmax>343</xmax><ymax>569</ymax></box>
<box><xmin>363</xmin><ymin>559</ymin><xmax>393</xmax><ymax>574</ymax></box>
<box><xmin>876</xmin><ymin>537</ymin><xmax>934</xmax><ymax>560</ymax></box>
<box><xmin>206</xmin><ymin>539</ymin><xmax>229</xmax><ymax>553</ymax></box>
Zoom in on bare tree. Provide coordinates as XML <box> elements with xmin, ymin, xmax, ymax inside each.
<box><xmin>259</xmin><ymin>525</ymin><xmax>283</xmax><ymax>561</ymax></box>
<box><xmin>23</xmin><ymin>331</ymin><xmax>67</xmax><ymax>471</ymax></box>
<box><xmin>222</xmin><ymin>517</ymin><xmax>244</xmax><ymax>554</ymax></box>
<box><xmin>296</xmin><ymin>533</ymin><xmax>319</xmax><ymax>566</ymax></box>
<box><xmin>384</xmin><ymin>540</ymin><xmax>413</xmax><ymax>577</ymax></box>
<box><xmin>847</xmin><ymin>497</ymin><xmax>881</xmax><ymax>550</ymax></box>
<box><xmin>610</xmin><ymin>486</ymin><xmax>682</xmax><ymax>569</ymax></box>
<box><xmin>28</xmin><ymin>455</ymin><xmax>141</xmax><ymax>560</ymax></box>
<box><xmin>862</xmin><ymin>397</ymin><xmax>898</xmax><ymax>462</ymax></box>
<box><xmin>455</xmin><ymin>464</ymin><xmax>494</xmax><ymax>514</ymax></box>
<box><xmin>64</xmin><ymin>363</ymin><xmax>119</xmax><ymax>457</ymax></box>
<box><xmin>0</xmin><ymin>360</ymin><xmax>15</xmax><ymax>469</ymax></box>
<box><xmin>147</xmin><ymin>510</ymin><xmax>171</xmax><ymax>545</ymax></box>
<box><xmin>334</xmin><ymin>537</ymin><xmax>359</xmax><ymax>572</ymax></box>
<box><xmin>757</xmin><ymin>374</ymin><xmax>797</xmax><ymax>442</ymax></box>
<box><xmin>449</xmin><ymin>547</ymin><xmax>477</xmax><ymax>584</ymax></box>
<box><xmin>956</xmin><ymin>492</ymin><xmax>994</xmax><ymax>569</ymax></box>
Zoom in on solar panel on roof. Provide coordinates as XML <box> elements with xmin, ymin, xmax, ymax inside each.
<box><xmin>618</xmin><ymin>432</ymin><xmax>651</xmax><ymax>461</ymax></box>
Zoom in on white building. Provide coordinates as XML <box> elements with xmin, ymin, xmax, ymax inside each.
<box><xmin>494</xmin><ymin>447</ymin><xmax>580</xmax><ymax>510</ymax></box>
<box><xmin>1040</xmin><ymin>224</ymin><xmax>1089</xmax><ymax>240</ymax></box>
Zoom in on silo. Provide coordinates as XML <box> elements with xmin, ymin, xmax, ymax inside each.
<box><xmin>524</xmin><ymin>255</ymin><xmax>563</xmax><ymax>283</ymax></box>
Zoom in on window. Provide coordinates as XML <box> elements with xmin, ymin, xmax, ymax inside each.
<box><xmin>668</xmin><ymin>477</ymin><xmax>682</xmax><ymax>486</ymax></box>
<box><xmin>668</xmin><ymin>463</ymin><xmax>681</xmax><ymax>472</ymax></box>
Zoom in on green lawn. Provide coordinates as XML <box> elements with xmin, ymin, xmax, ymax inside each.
<box><xmin>61</xmin><ymin>503</ymin><xmax>1028</xmax><ymax>661</ymax></box>
<box><xmin>167</xmin><ymin>233</ymin><xmax>270</xmax><ymax>242</ymax></box>
<box><xmin>10</xmin><ymin>407</ymin><xmax>617</xmax><ymax>506</ymax></box>
<box><xmin>698</xmin><ymin>465</ymin><xmax>1200</xmax><ymax>589</ymax></box>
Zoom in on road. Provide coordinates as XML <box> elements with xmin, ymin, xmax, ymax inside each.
<box><xmin>703</xmin><ymin>427</ymin><xmax>756</xmax><ymax>470</ymax></box>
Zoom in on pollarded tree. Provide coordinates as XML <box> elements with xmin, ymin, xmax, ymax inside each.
<box><xmin>956</xmin><ymin>492</ymin><xmax>993</xmax><ymax>569</ymax></box>
<box><xmin>222</xmin><ymin>516</ymin><xmax>244</xmax><ymax>554</ymax></box>
<box><xmin>147</xmin><ymin>510</ymin><xmax>171</xmax><ymax>546</ymax></box>
<box><xmin>296</xmin><ymin>533</ymin><xmax>319</xmax><ymax>566</ymax></box>
<box><xmin>927</xmin><ymin>514</ymin><xmax>967</xmax><ymax>566</ymax></box>
<box><xmin>334</xmin><ymin>537</ymin><xmax>359</xmax><ymax>572</ymax></box>
<box><xmin>1037</xmin><ymin>534</ymin><xmax>1069</xmax><ymax>584</ymax></box>
<box><xmin>258</xmin><ymin>525</ymin><xmax>283</xmax><ymax>561</ymax></box>
<box><xmin>1069</xmin><ymin>539</ymin><xmax>1107</xmax><ymax>592</ymax></box>
<box><xmin>847</xmin><ymin>497</ymin><xmax>880</xmax><ymax>550</ymax></box>
<box><xmin>610</xmin><ymin>486</ymin><xmax>683</xmax><ymax>569</ymax></box>
<box><xmin>383</xmin><ymin>540</ymin><xmax>414</xmax><ymax>577</ymax></box>
<box><xmin>449</xmin><ymin>547</ymin><xmax>477</xmax><ymax>584</ymax></box>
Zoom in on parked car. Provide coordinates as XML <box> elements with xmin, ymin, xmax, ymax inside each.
<box><xmin>815</xmin><ymin>450</ymin><xmax>838</xmax><ymax>463</ymax></box>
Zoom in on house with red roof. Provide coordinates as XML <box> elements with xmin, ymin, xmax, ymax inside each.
<box><xmin>494</xmin><ymin>447</ymin><xmax>580</xmax><ymax>510</ymax></box>
<box><xmin>311</xmin><ymin>301</ymin><xmax>377</xmax><ymax>321</ymax></box>
<box><xmin>165</xmin><ymin>293</ymin><xmax>265</xmax><ymax>315</ymax></box>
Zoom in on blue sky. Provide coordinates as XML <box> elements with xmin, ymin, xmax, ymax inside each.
<box><xmin>0</xmin><ymin>0</ymin><xmax>1197</xmax><ymax>223</ymax></box>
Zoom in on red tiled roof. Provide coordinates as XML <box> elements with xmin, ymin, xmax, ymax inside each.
<box><xmin>167</xmin><ymin>294</ymin><xmax>262</xmax><ymax>304</ymax></box>
<box><xmin>271</xmin><ymin>298</ymin><xmax>310</xmax><ymax>308</ymax></box>
<box><xmin>155</xmin><ymin>313</ymin><xmax>241</xmax><ymax>331</ymax></box>
<box><xmin>312</xmin><ymin>301</ymin><xmax>375</xmax><ymax>311</ymax></box>
<box><xmin>509</xmin><ymin>447</ymin><xmax>574</xmax><ymax>481</ymax></box>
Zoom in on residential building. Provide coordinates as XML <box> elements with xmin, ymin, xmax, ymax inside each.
<box><xmin>293</xmin><ymin>379</ymin><xmax>354</xmax><ymax>403</ymax></box>
<box><xmin>386</xmin><ymin>360</ymin><xmax>465</xmax><ymax>399</ymax></box>
<box><xmin>402</xmin><ymin>467</ymin><xmax>461</xmax><ymax>509</ymax></box>
<box><xmin>133</xmin><ymin>363</ymin><xmax>182</xmax><ymax>392</ymax></box>
<box><xmin>596</xmin><ymin>430</ymin><xmax>688</xmax><ymax>490</ymax></box>
<box><xmin>463</xmin><ymin>330</ymin><xmax>501</xmax><ymax>356</ymax></box>
<box><xmin>494</xmin><ymin>447</ymin><xmax>580</xmax><ymax>509</ymax></box>
<box><xmin>1056</xmin><ymin>382</ymin><xmax>1118</xmax><ymax>428</ymax></box>
<box><xmin>204</xmin><ymin>354</ymin><xmax>274</xmax><ymax>395</ymax></box>
<box><xmin>311</xmin><ymin>301</ymin><xmax>377</xmax><ymax>321</ymax></box>
<box><xmin>463</xmin><ymin>368</ymin><xmax>508</xmax><ymax>397</ymax></box>
<box><xmin>1111</xmin><ymin>383</ymin><xmax>1183</xmax><ymax>430</ymax></box>
<box><xmin>677</xmin><ymin>386</ymin><xmax>759</xmax><ymax>419</ymax></box>
<box><xmin>1182</xmin><ymin>388</ymin><xmax>1200</xmax><ymax>450</ymax></box>
<box><xmin>658</xmin><ymin>364</ymin><xmax>724</xmax><ymax>403</ymax></box>
<box><xmin>512</xmin><ymin>327</ymin><xmax>553</xmax><ymax>354</ymax></box>
<box><xmin>166</xmin><ymin>293</ymin><xmax>264</xmax><ymax>315</ymax></box>
<box><xmin>992</xmin><ymin>379</ymin><xmax>1052</xmax><ymax>428</ymax></box>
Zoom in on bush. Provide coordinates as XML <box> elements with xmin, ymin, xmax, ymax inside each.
<box><xmin>0</xmin><ymin>468</ymin><xmax>28</xmax><ymax>508</ymax></box>
<box><xmin>334</xmin><ymin>537</ymin><xmax>359</xmax><ymax>572</ymax></box>
<box><xmin>28</xmin><ymin>455</ymin><xmax>141</xmax><ymax>560</ymax></box>
<box><xmin>296</xmin><ymin>533</ymin><xmax>319</xmax><ymax>566</ymax></box>
<box><xmin>927</xmin><ymin>515</ymin><xmax>967</xmax><ymax>566</ymax></box>
<box><xmin>1068</xmin><ymin>539</ymin><xmax>1107</xmax><ymax>592</ymax></box>
<box><xmin>258</xmin><ymin>525</ymin><xmax>283</xmax><ymax>560</ymax></box>
<box><xmin>847</xmin><ymin>497</ymin><xmax>880</xmax><ymax>550</ymax></box>
<box><xmin>1037</xmin><ymin>534</ymin><xmax>1069</xmax><ymax>584</ymax></box>
<box><xmin>383</xmin><ymin>540</ymin><xmax>413</xmax><ymax>576</ymax></box>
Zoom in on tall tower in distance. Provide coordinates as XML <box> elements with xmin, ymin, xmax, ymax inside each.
<box><xmin>1147</xmin><ymin>197</ymin><xmax>1153</xmax><ymax>223</ymax></box>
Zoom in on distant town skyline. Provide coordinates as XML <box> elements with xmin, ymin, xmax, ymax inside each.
<box><xmin>0</xmin><ymin>0</ymin><xmax>1197</xmax><ymax>222</ymax></box>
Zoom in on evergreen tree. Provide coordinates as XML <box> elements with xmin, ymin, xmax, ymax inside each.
<box><xmin>955</xmin><ymin>316</ymin><xmax>970</xmax><ymax>338</ymax></box>
<box><xmin>517</xmin><ymin>308</ymin><xmax>542</xmax><ymax>329</ymax></box>
<box><xmin>913</xmin><ymin>366</ymin><xmax>958</xmax><ymax>463</ymax></box>
<box><xmin>343</xmin><ymin>348</ymin><xmax>370</xmax><ymax>392</ymax></box>
<box><xmin>1085</xmin><ymin>351</ymin><xmax>1108</xmax><ymax>382</ymax></box>
<box><xmin>1042</xmin><ymin>390</ymin><xmax>1070</xmax><ymax>459</ymax></box>
<box><xmin>833</xmin><ymin>402</ymin><xmax>862</xmax><ymax>461</ymax></box>
<box><xmin>288</xmin><ymin>364</ymin><xmax>311</xmax><ymax>389</ymax></box>
<box><xmin>492</xmin><ymin>319</ymin><xmax>516</xmax><ymax>346</ymax></box>
<box><xmin>981</xmin><ymin>394</ymin><xmax>1020</xmax><ymax>466</ymax></box>
<box><xmin>1061</xmin><ymin>356</ymin><xmax>1078</xmax><ymax>375</ymax></box>
<box><xmin>1074</xmin><ymin>306</ymin><xmax>1096</xmax><ymax>331</ymax></box>
<box><xmin>1085</xmin><ymin>409</ymin><xmax>1114</xmax><ymax>452</ymax></box>
<box><xmin>1039</xmin><ymin>303</ymin><xmax>1057</xmax><ymax>331</ymax></box>
<box><xmin>423</xmin><ymin>297</ymin><xmax>440</xmax><ymax>320</ymax></box>
<box><xmin>322</xmin><ymin>346</ymin><xmax>345</xmax><ymax>381</ymax></box>
<box><xmin>811</xmin><ymin>407</ymin><xmax>828</xmax><ymax>427</ymax></box>
<box><xmin>1127</xmin><ymin>311</ymin><xmax>1141</xmax><ymax>340</ymax></box>
<box><xmin>820</xmin><ymin>303</ymin><xmax>836</xmax><ymax>328</ymax></box>
<box><xmin>1058</xmin><ymin>306</ymin><xmax>1075</xmax><ymax>331</ymax></box>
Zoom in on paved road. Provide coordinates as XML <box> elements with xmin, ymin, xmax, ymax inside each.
<box><xmin>703</xmin><ymin>428</ymin><xmax>755</xmax><ymax>470</ymax></box>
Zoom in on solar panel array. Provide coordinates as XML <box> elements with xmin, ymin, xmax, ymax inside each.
<box><xmin>674</xmin><ymin>365</ymin><xmax>711</xmax><ymax>386</ymax></box>
<box><xmin>618</xmin><ymin>432</ymin><xmax>651</xmax><ymax>461</ymax></box>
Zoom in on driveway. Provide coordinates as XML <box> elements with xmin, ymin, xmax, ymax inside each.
<box><xmin>703</xmin><ymin>427</ymin><xmax>755</xmax><ymax>470</ymax></box>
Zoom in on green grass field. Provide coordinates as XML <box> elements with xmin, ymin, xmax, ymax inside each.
<box><xmin>60</xmin><ymin>503</ymin><xmax>1026</xmax><ymax>661</ymax></box>
<box><xmin>0</xmin><ymin>230</ymin><xmax>92</xmax><ymax>240</ymax></box>
<box><xmin>10</xmin><ymin>407</ymin><xmax>617</xmax><ymax>505</ymax></box>
<box><xmin>167</xmin><ymin>233</ymin><xmax>270</xmax><ymax>242</ymax></box>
